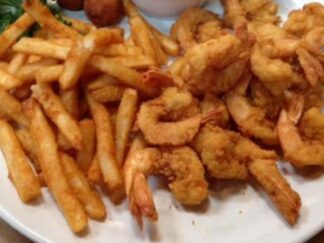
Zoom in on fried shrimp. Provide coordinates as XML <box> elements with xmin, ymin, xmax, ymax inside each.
<box><xmin>250</xmin><ymin>81</ymin><xmax>284</xmax><ymax>120</ymax></box>
<box><xmin>170</xmin><ymin>29</ymin><xmax>250</xmax><ymax>95</ymax></box>
<box><xmin>284</xmin><ymin>3</ymin><xmax>324</xmax><ymax>37</ymax></box>
<box><xmin>296</xmin><ymin>48</ymin><xmax>324</xmax><ymax>87</ymax></box>
<box><xmin>278</xmin><ymin>108</ymin><xmax>324</xmax><ymax>167</ymax></box>
<box><xmin>241</xmin><ymin>0</ymin><xmax>280</xmax><ymax>24</ymax></box>
<box><xmin>222</xmin><ymin>0</ymin><xmax>279</xmax><ymax>28</ymax></box>
<box><xmin>250</xmin><ymin>45</ymin><xmax>301</xmax><ymax>95</ymax></box>
<box><xmin>124</xmin><ymin>146</ymin><xmax>208</xmax><ymax>228</ymax></box>
<box><xmin>226</xmin><ymin>88</ymin><xmax>279</xmax><ymax>146</ymax></box>
<box><xmin>137</xmin><ymin>87</ymin><xmax>219</xmax><ymax>146</ymax></box>
<box><xmin>193</xmin><ymin>124</ymin><xmax>301</xmax><ymax>225</ymax></box>
<box><xmin>248</xmin><ymin>159</ymin><xmax>301</xmax><ymax>225</ymax></box>
<box><xmin>222</xmin><ymin>0</ymin><xmax>247</xmax><ymax>28</ymax></box>
<box><xmin>200</xmin><ymin>93</ymin><xmax>230</xmax><ymax>128</ymax></box>
<box><xmin>301</xmin><ymin>27</ymin><xmax>324</xmax><ymax>63</ymax></box>
<box><xmin>170</xmin><ymin>7</ymin><xmax>223</xmax><ymax>51</ymax></box>
<box><xmin>196</xmin><ymin>21</ymin><xmax>223</xmax><ymax>43</ymax></box>
<box><xmin>192</xmin><ymin>124</ymin><xmax>276</xmax><ymax>180</ymax></box>
<box><xmin>299</xmin><ymin>107</ymin><xmax>324</xmax><ymax>142</ymax></box>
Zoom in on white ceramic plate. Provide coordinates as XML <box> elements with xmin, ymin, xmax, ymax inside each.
<box><xmin>1</xmin><ymin>0</ymin><xmax>323</xmax><ymax>242</ymax></box>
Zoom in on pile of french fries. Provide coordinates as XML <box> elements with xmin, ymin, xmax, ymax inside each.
<box><xmin>0</xmin><ymin>0</ymin><xmax>179</xmax><ymax>233</ymax></box>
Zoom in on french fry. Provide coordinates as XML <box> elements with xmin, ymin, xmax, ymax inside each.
<box><xmin>63</xmin><ymin>16</ymin><xmax>96</xmax><ymax>35</ymax></box>
<box><xmin>147</xmin><ymin>28</ymin><xmax>168</xmax><ymax>65</ymax></box>
<box><xmin>23</xmin><ymin>0</ymin><xmax>80</xmax><ymax>39</ymax></box>
<box><xmin>49</xmin><ymin>38</ymin><xmax>74</xmax><ymax>47</ymax></box>
<box><xmin>86</xmin><ymin>74</ymin><xmax>120</xmax><ymax>91</ymax></box>
<box><xmin>57</xmin><ymin>132</ymin><xmax>73</xmax><ymax>151</ymax></box>
<box><xmin>89</xmin><ymin>55</ymin><xmax>158</xmax><ymax>97</ymax></box>
<box><xmin>60</xmin><ymin>88</ymin><xmax>79</xmax><ymax>119</ymax></box>
<box><xmin>149</xmin><ymin>26</ymin><xmax>180</xmax><ymax>57</ymax></box>
<box><xmin>0</xmin><ymin>67</ymin><xmax>23</xmax><ymax>90</ymax></box>
<box><xmin>76</xmin><ymin>119</ymin><xmax>96</xmax><ymax>172</ymax></box>
<box><xmin>86</xmin><ymin>92</ymin><xmax>124</xmax><ymax>202</ymax></box>
<box><xmin>56</xmin><ymin>88</ymin><xmax>79</xmax><ymax>151</ymax></box>
<box><xmin>0</xmin><ymin>120</ymin><xmax>41</xmax><ymax>202</ymax></box>
<box><xmin>24</xmin><ymin>99</ymin><xmax>88</xmax><ymax>233</ymax></box>
<box><xmin>32</xmin><ymin>84</ymin><xmax>83</xmax><ymax>150</ymax></box>
<box><xmin>125</xmin><ymin>0</ymin><xmax>168</xmax><ymax>64</ymax></box>
<box><xmin>35</xmin><ymin>65</ymin><xmax>64</xmax><ymax>84</ymax></box>
<box><xmin>13</xmin><ymin>38</ymin><xmax>70</xmax><ymax>60</ymax></box>
<box><xmin>123</xmin><ymin>0</ymin><xmax>139</xmax><ymax>17</ymax></box>
<box><xmin>48</xmin><ymin>28</ymin><xmax>124</xmax><ymax>49</ymax></box>
<box><xmin>87</xmin><ymin>155</ymin><xmax>103</xmax><ymax>186</ymax></box>
<box><xmin>8</xmin><ymin>53</ymin><xmax>28</xmax><ymax>74</ymax></box>
<box><xmin>16</xmin><ymin>58</ymin><xmax>58</xmax><ymax>82</ymax></box>
<box><xmin>60</xmin><ymin>152</ymin><xmax>106</xmax><ymax>220</ymax></box>
<box><xmin>91</xmin><ymin>28</ymin><xmax>124</xmax><ymax>47</ymax></box>
<box><xmin>33</xmin><ymin>27</ymin><xmax>55</xmax><ymax>39</ymax></box>
<box><xmin>115</xmin><ymin>89</ymin><xmax>138</xmax><ymax>164</ymax></box>
<box><xmin>59</xmin><ymin>36</ymin><xmax>95</xmax><ymax>90</ymax></box>
<box><xmin>95</xmin><ymin>44</ymin><xmax>142</xmax><ymax>57</ymax></box>
<box><xmin>0</xmin><ymin>88</ymin><xmax>29</xmax><ymax>128</ymax></box>
<box><xmin>15</xmin><ymin>127</ymin><xmax>40</xmax><ymax>172</ymax></box>
<box><xmin>59</xmin><ymin>28</ymin><xmax>124</xmax><ymax>90</ymax></box>
<box><xmin>26</xmin><ymin>55</ymin><xmax>42</xmax><ymax>63</ymax></box>
<box><xmin>104</xmin><ymin>55</ymin><xmax>156</xmax><ymax>69</ymax></box>
<box><xmin>0</xmin><ymin>13</ymin><xmax>35</xmax><ymax>57</ymax></box>
<box><xmin>128</xmin><ymin>134</ymin><xmax>146</xmax><ymax>155</ymax></box>
<box><xmin>92</xmin><ymin>85</ymin><xmax>124</xmax><ymax>103</ymax></box>
<box><xmin>129</xmin><ymin>16</ymin><xmax>157</xmax><ymax>65</ymax></box>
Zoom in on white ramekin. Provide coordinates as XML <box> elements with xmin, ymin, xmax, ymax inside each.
<box><xmin>133</xmin><ymin>0</ymin><xmax>208</xmax><ymax>18</ymax></box>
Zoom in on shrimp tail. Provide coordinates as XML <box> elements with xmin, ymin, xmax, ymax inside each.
<box><xmin>201</xmin><ymin>107</ymin><xmax>226</xmax><ymax>124</ymax></box>
<box><xmin>129</xmin><ymin>172</ymin><xmax>158</xmax><ymax>229</ymax></box>
<box><xmin>249</xmin><ymin>159</ymin><xmax>301</xmax><ymax>225</ymax></box>
<box><xmin>142</xmin><ymin>67</ymin><xmax>174</xmax><ymax>88</ymax></box>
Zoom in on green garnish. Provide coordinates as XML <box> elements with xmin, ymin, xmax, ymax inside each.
<box><xmin>0</xmin><ymin>0</ymin><xmax>69</xmax><ymax>36</ymax></box>
<box><xmin>0</xmin><ymin>0</ymin><xmax>25</xmax><ymax>33</ymax></box>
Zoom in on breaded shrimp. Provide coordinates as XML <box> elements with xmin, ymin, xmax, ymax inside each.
<box><xmin>250</xmin><ymin>45</ymin><xmax>301</xmax><ymax>95</ymax></box>
<box><xmin>284</xmin><ymin>3</ymin><xmax>324</xmax><ymax>37</ymax></box>
<box><xmin>200</xmin><ymin>93</ymin><xmax>230</xmax><ymax>128</ymax></box>
<box><xmin>124</xmin><ymin>146</ymin><xmax>208</xmax><ymax>228</ymax></box>
<box><xmin>296</xmin><ymin>48</ymin><xmax>324</xmax><ymax>87</ymax></box>
<box><xmin>241</xmin><ymin>0</ymin><xmax>280</xmax><ymax>24</ymax></box>
<box><xmin>137</xmin><ymin>87</ymin><xmax>219</xmax><ymax>146</ymax></box>
<box><xmin>170</xmin><ymin>7</ymin><xmax>223</xmax><ymax>51</ymax></box>
<box><xmin>301</xmin><ymin>27</ymin><xmax>324</xmax><ymax>63</ymax></box>
<box><xmin>226</xmin><ymin>90</ymin><xmax>279</xmax><ymax>145</ymax></box>
<box><xmin>171</xmin><ymin>29</ymin><xmax>250</xmax><ymax>95</ymax></box>
<box><xmin>278</xmin><ymin>109</ymin><xmax>324</xmax><ymax>167</ymax></box>
<box><xmin>299</xmin><ymin>107</ymin><xmax>324</xmax><ymax>141</ymax></box>
<box><xmin>193</xmin><ymin>124</ymin><xmax>301</xmax><ymax>225</ymax></box>
<box><xmin>192</xmin><ymin>124</ymin><xmax>276</xmax><ymax>180</ymax></box>
<box><xmin>221</xmin><ymin>0</ymin><xmax>247</xmax><ymax>28</ymax></box>
<box><xmin>248</xmin><ymin>159</ymin><xmax>301</xmax><ymax>225</ymax></box>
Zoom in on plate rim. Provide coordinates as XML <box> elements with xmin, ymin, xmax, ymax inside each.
<box><xmin>1</xmin><ymin>0</ymin><xmax>323</xmax><ymax>242</ymax></box>
<box><xmin>1</xmin><ymin>193</ymin><xmax>324</xmax><ymax>243</ymax></box>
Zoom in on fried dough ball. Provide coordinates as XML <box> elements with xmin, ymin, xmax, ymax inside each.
<box><xmin>57</xmin><ymin>0</ymin><xmax>84</xmax><ymax>11</ymax></box>
<box><xmin>84</xmin><ymin>0</ymin><xmax>124</xmax><ymax>27</ymax></box>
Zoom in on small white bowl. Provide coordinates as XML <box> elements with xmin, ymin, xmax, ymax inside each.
<box><xmin>133</xmin><ymin>0</ymin><xmax>208</xmax><ymax>18</ymax></box>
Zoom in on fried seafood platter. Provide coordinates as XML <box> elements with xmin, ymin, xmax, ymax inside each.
<box><xmin>0</xmin><ymin>0</ymin><xmax>323</xmax><ymax>242</ymax></box>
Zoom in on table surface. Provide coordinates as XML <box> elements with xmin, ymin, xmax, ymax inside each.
<box><xmin>0</xmin><ymin>218</ymin><xmax>323</xmax><ymax>243</ymax></box>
